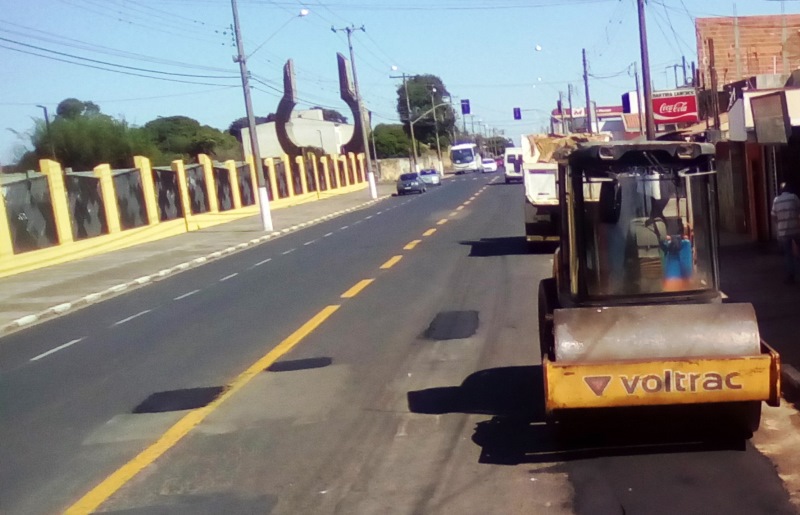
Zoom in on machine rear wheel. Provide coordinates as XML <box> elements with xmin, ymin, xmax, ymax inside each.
<box><xmin>538</xmin><ymin>278</ymin><xmax>558</xmax><ymax>360</ymax></box>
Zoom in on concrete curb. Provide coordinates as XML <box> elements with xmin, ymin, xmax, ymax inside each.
<box><xmin>0</xmin><ymin>195</ymin><xmax>389</xmax><ymax>336</ymax></box>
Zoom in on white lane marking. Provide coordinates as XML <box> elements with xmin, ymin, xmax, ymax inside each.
<box><xmin>365</xmin><ymin>215</ymin><xmax>373</xmax><ymax>220</ymax></box>
<box><xmin>253</xmin><ymin>258</ymin><xmax>272</xmax><ymax>267</ymax></box>
<box><xmin>220</xmin><ymin>273</ymin><xmax>239</xmax><ymax>282</ymax></box>
<box><xmin>376</xmin><ymin>211</ymin><xmax>383</xmax><ymax>215</ymax></box>
<box><xmin>112</xmin><ymin>310</ymin><xmax>152</xmax><ymax>327</ymax></box>
<box><xmin>174</xmin><ymin>290</ymin><xmax>200</xmax><ymax>301</ymax></box>
<box><xmin>340</xmin><ymin>225</ymin><xmax>349</xmax><ymax>230</ymax></box>
<box><xmin>30</xmin><ymin>338</ymin><xmax>84</xmax><ymax>362</ymax></box>
<box><xmin>282</xmin><ymin>249</ymin><xmax>296</xmax><ymax>255</ymax></box>
<box><xmin>353</xmin><ymin>220</ymin><xmax>362</xmax><ymax>225</ymax></box>
<box><xmin>324</xmin><ymin>232</ymin><xmax>334</xmax><ymax>238</ymax></box>
<box><xmin>304</xmin><ymin>240</ymin><xmax>317</xmax><ymax>246</ymax></box>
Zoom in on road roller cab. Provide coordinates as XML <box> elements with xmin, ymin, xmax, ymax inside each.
<box><xmin>538</xmin><ymin>141</ymin><xmax>781</xmax><ymax>433</ymax></box>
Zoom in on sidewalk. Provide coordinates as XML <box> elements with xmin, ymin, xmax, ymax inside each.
<box><xmin>0</xmin><ymin>182</ymin><xmax>397</xmax><ymax>335</ymax></box>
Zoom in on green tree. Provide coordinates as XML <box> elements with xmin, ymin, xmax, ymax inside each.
<box><xmin>396</xmin><ymin>74</ymin><xmax>456</xmax><ymax>150</ymax></box>
<box><xmin>227</xmin><ymin>115</ymin><xmax>275</xmax><ymax>141</ymax></box>
<box><xmin>56</xmin><ymin>98</ymin><xmax>100</xmax><ymax>119</ymax></box>
<box><xmin>310</xmin><ymin>107</ymin><xmax>348</xmax><ymax>124</ymax></box>
<box><xmin>144</xmin><ymin>116</ymin><xmax>241</xmax><ymax>162</ymax></box>
<box><xmin>372</xmin><ymin>124</ymin><xmax>410</xmax><ymax>158</ymax></box>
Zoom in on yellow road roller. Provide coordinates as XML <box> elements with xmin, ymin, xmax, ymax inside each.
<box><xmin>538</xmin><ymin>141</ymin><xmax>780</xmax><ymax>433</ymax></box>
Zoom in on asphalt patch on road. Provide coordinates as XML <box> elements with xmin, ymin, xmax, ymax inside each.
<box><xmin>423</xmin><ymin>310</ymin><xmax>479</xmax><ymax>340</ymax></box>
<box><xmin>267</xmin><ymin>356</ymin><xmax>333</xmax><ymax>372</ymax></box>
<box><xmin>132</xmin><ymin>386</ymin><xmax>224</xmax><ymax>414</ymax></box>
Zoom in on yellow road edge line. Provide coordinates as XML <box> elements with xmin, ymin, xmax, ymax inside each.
<box><xmin>437</xmin><ymin>219</ymin><xmax>448</xmax><ymax>225</ymax></box>
<box><xmin>341</xmin><ymin>279</ymin><xmax>375</xmax><ymax>298</ymax></box>
<box><xmin>380</xmin><ymin>255</ymin><xmax>403</xmax><ymax>269</ymax></box>
<box><xmin>403</xmin><ymin>240</ymin><xmax>422</xmax><ymax>250</ymax></box>
<box><xmin>456</xmin><ymin>206</ymin><xmax>465</xmax><ymax>211</ymax></box>
<box><xmin>423</xmin><ymin>228</ymin><xmax>437</xmax><ymax>237</ymax></box>
<box><xmin>64</xmin><ymin>304</ymin><xmax>341</xmax><ymax>515</ymax></box>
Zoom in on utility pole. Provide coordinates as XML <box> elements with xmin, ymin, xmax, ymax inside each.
<box><xmin>637</xmin><ymin>0</ymin><xmax>656</xmax><ymax>139</ymax></box>
<box><xmin>332</xmin><ymin>25</ymin><xmax>377</xmax><ymax>199</ymax></box>
<box><xmin>390</xmin><ymin>72</ymin><xmax>418</xmax><ymax>170</ymax></box>
<box><xmin>558</xmin><ymin>91</ymin><xmax>566</xmax><ymax>133</ymax></box>
<box><xmin>709</xmin><ymin>38</ymin><xmax>721</xmax><ymax>129</ymax></box>
<box><xmin>231</xmin><ymin>0</ymin><xmax>272</xmax><ymax>231</ymax></box>
<box><xmin>633</xmin><ymin>62</ymin><xmax>645</xmax><ymax>135</ymax></box>
<box><xmin>369</xmin><ymin>110</ymin><xmax>380</xmax><ymax>179</ymax></box>
<box><xmin>430</xmin><ymin>86</ymin><xmax>442</xmax><ymax>167</ymax></box>
<box><xmin>734</xmin><ymin>3</ymin><xmax>742</xmax><ymax>80</ymax></box>
<box><xmin>567</xmin><ymin>84</ymin><xmax>575</xmax><ymax>133</ymax></box>
<box><xmin>582</xmin><ymin>48</ymin><xmax>592</xmax><ymax>134</ymax></box>
<box><xmin>682</xmin><ymin>56</ymin><xmax>688</xmax><ymax>86</ymax></box>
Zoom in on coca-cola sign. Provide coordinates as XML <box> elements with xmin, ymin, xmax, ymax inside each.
<box><xmin>651</xmin><ymin>89</ymin><xmax>698</xmax><ymax>124</ymax></box>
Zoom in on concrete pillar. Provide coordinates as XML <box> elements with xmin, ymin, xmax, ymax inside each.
<box><xmin>265</xmin><ymin>157</ymin><xmax>279</xmax><ymax>200</ymax></box>
<box><xmin>197</xmin><ymin>154</ymin><xmax>219</xmax><ymax>213</ymax></box>
<box><xmin>348</xmin><ymin>153</ymin><xmax>358</xmax><ymax>183</ymax></box>
<box><xmin>281</xmin><ymin>154</ymin><xmax>297</xmax><ymax>197</ymax></box>
<box><xmin>39</xmin><ymin>159</ymin><xmax>73</xmax><ymax>244</ymax></box>
<box><xmin>171</xmin><ymin>159</ymin><xmax>193</xmax><ymax>223</ymax></box>
<box><xmin>322</xmin><ymin>155</ymin><xmax>336</xmax><ymax>190</ymax></box>
<box><xmin>133</xmin><ymin>155</ymin><xmax>159</xmax><ymax>225</ymax></box>
<box><xmin>92</xmin><ymin>164</ymin><xmax>121</xmax><ymax>234</ymax></box>
<box><xmin>245</xmin><ymin>155</ymin><xmax>260</xmax><ymax>205</ymax></box>
<box><xmin>340</xmin><ymin>155</ymin><xmax>350</xmax><ymax>186</ymax></box>
<box><xmin>312</xmin><ymin>154</ymin><xmax>324</xmax><ymax>193</ymax></box>
<box><xmin>224</xmin><ymin>159</ymin><xmax>242</xmax><ymax>209</ymax></box>
<box><xmin>295</xmin><ymin>155</ymin><xmax>309</xmax><ymax>195</ymax></box>
<box><xmin>0</xmin><ymin>178</ymin><xmax>14</xmax><ymax>256</ymax></box>
<box><xmin>357</xmin><ymin>153</ymin><xmax>366</xmax><ymax>183</ymax></box>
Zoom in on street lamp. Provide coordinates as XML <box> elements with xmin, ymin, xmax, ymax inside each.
<box><xmin>430</xmin><ymin>86</ymin><xmax>442</xmax><ymax>169</ymax></box>
<box><xmin>391</xmin><ymin>66</ymin><xmax>419</xmax><ymax>170</ymax></box>
<box><xmin>36</xmin><ymin>104</ymin><xmax>56</xmax><ymax>160</ymax></box>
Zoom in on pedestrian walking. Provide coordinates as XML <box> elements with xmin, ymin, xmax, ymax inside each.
<box><xmin>771</xmin><ymin>182</ymin><xmax>800</xmax><ymax>283</ymax></box>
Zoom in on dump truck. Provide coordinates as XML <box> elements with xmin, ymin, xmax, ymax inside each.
<box><xmin>523</xmin><ymin>133</ymin><xmax>609</xmax><ymax>247</ymax></box>
<box><xmin>538</xmin><ymin>141</ymin><xmax>780</xmax><ymax>434</ymax></box>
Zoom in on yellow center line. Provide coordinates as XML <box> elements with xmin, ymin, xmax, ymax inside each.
<box><xmin>380</xmin><ymin>255</ymin><xmax>403</xmax><ymax>269</ymax></box>
<box><xmin>404</xmin><ymin>239</ymin><xmax>422</xmax><ymax>250</ymax></box>
<box><xmin>437</xmin><ymin>219</ymin><xmax>448</xmax><ymax>225</ymax></box>
<box><xmin>449</xmin><ymin>212</ymin><xmax>459</xmax><ymax>217</ymax></box>
<box><xmin>341</xmin><ymin>279</ymin><xmax>375</xmax><ymax>298</ymax></box>
<box><xmin>456</xmin><ymin>206</ymin><xmax>464</xmax><ymax>211</ymax></box>
<box><xmin>464</xmin><ymin>200</ymin><xmax>471</xmax><ymax>205</ymax></box>
<box><xmin>423</xmin><ymin>228</ymin><xmax>437</xmax><ymax>237</ymax></box>
<box><xmin>65</xmin><ymin>304</ymin><xmax>340</xmax><ymax>515</ymax></box>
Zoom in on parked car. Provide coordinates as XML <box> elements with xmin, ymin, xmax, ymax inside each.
<box><xmin>396</xmin><ymin>172</ymin><xmax>427</xmax><ymax>195</ymax></box>
<box><xmin>419</xmin><ymin>169</ymin><xmax>442</xmax><ymax>186</ymax></box>
<box><xmin>482</xmin><ymin>158</ymin><xmax>498</xmax><ymax>173</ymax></box>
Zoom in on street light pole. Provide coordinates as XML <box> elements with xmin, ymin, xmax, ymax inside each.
<box><xmin>430</xmin><ymin>87</ymin><xmax>442</xmax><ymax>169</ymax></box>
<box><xmin>36</xmin><ymin>104</ymin><xmax>56</xmax><ymax>160</ymax></box>
<box><xmin>231</xmin><ymin>0</ymin><xmax>273</xmax><ymax>231</ymax></box>
<box><xmin>391</xmin><ymin>71</ymin><xmax>418</xmax><ymax>171</ymax></box>
<box><xmin>637</xmin><ymin>0</ymin><xmax>656</xmax><ymax>139</ymax></box>
<box><xmin>333</xmin><ymin>25</ymin><xmax>377</xmax><ymax>199</ymax></box>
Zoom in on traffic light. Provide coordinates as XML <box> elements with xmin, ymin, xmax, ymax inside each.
<box><xmin>513</xmin><ymin>107</ymin><xmax>521</xmax><ymax>120</ymax></box>
<box><xmin>461</xmin><ymin>99</ymin><xmax>470</xmax><ymax>115</ymax></box>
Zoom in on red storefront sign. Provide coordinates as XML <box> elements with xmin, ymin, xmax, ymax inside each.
<box><xmin>651</xmin><ymin>90</ymin><xmax>699</xmax><ymax>124</ymax></box>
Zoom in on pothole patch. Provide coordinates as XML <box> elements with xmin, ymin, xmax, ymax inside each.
<box><xmin>132</xmin><ymin>386</ymin><xmax>224</xmax><ymax>414</ymax></box>
<box><xmin>424</xmin><ymin>311</ymin><xmax>479</xmax><ymax>340</ymax></box>
<box><xmin>267</xmin><ymin>357</ymin><xmax>333</xmax><ymax>372</ymax></box>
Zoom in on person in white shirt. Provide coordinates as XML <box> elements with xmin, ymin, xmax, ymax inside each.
<box><xmin>771</xmin><ymin>182</ymin><xmax>800</xmax><ymax>283</ymax></box>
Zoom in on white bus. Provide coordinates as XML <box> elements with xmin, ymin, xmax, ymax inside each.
<box><xmin>450</xmin><ymin>143</ymin><xmax>483</xmax><ymax>174</ymax></box>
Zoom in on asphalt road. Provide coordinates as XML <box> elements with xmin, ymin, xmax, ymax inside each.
<box><xmin>0</xmin><ymin>173</ymin><xmax>796</xmax><ymax>514</ymax></box>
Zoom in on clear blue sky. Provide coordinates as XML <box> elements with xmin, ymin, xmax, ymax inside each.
<box><xmin>0</xmin><ymin>0</ymin><xmax>793</xmax><ymax>165</ymax></box>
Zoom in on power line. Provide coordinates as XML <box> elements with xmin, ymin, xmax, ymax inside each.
<box><xmin>0</xmin><ymin>43</ymin><xmax>237</xmax><ymax>86</ymax></box>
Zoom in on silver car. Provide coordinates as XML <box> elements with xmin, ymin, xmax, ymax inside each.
<box><xmin>396</xmin><ymin>172</ymin><xmax>427</xmax><ymax>195</ymax></box>
<box><xmin>419</xmin><ymin>169</ymin><xmax>442</xmax><ymax>186</ymax></box>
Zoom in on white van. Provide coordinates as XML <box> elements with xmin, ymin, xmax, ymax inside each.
<box><xmin>503</xmin><ymin>146</ymin><xmax>523</xmax><ymax>183</ymax></box>
<box><xmin>450</xmin><ymin>143</ymin><xmax>483</xmax><ymax>174</ymax></box>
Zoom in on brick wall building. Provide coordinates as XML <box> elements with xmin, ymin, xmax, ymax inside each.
<box><xmin>696</xmin><ymin>14</ymin><xmax>800</xmax><ymax>90</ymax></box>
